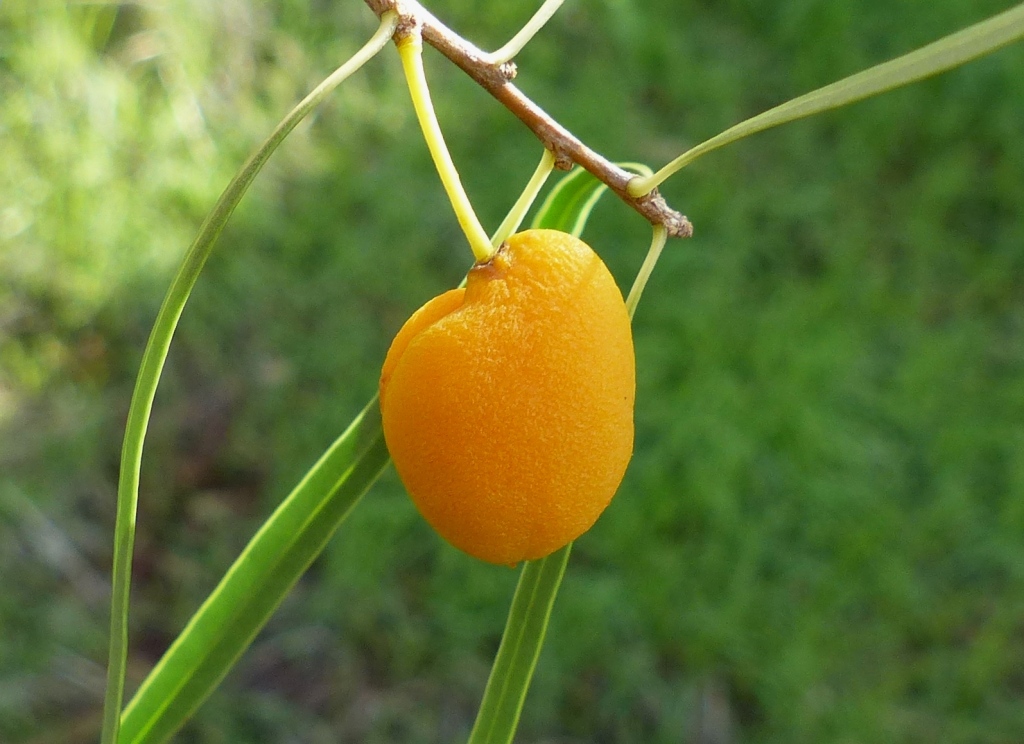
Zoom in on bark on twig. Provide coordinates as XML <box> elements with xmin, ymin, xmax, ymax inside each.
<box><xmin>363</xmin><ymin>0</ymin><xmax>693</xmax><ymax>238</ymax></box>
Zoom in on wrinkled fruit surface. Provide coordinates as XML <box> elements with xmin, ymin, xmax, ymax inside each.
<box><xmin>379</xmin><ymin>229</ymin><xmax>635</xmax><ymax>565</ymax></box>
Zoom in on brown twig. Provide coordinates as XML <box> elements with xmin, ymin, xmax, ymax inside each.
<box><xmin>363</xmin><ymin>0</ymin><xmax>693</xmax><ymax>238</ymax></box>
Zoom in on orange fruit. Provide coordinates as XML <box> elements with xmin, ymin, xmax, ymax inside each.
<box><xmin>379</xmin><ymin>229</ymin><xmax>635</xmax><ymax>565</ymax></box>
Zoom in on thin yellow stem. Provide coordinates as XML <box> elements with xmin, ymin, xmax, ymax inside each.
<box><xmin>485</xmin><ymin>0</ymin><xmax>566</xmax><ymax>64</ymax></box>
<box><xmin>491</xmin><ymin>148</ymin><xmax>556</xmax><ymax>247</ymax></box>
<box><xmin>398</xmin><ymin>33</ymin><xmax>493</xmax><ymax>263</ymax></box>
<box><xmin>625</xmin><ymin>224</ymin><xmax>668</xmax><ymax>319</ymax></box>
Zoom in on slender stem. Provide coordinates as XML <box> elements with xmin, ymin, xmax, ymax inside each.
<box><xmin>97</xmin><ymin>14</ymin><xmax>399</xmax><ymax>744</ymax></box>
<box><xmin>491</xmin><ymin>148</ymin><xmax>556</xmax><ymax>247</ymax></box>
<box><xmin>485</xmin><ymin>0</ymin><xmax>566</xmax><ymax>64</ymax></box>
<box><xmin>398</xmin><ymin>32</ymin><xmax>494</xmax><ymax>263</ymax></box>
<box><xmin>363</xmin><ymin>0</ymin><xmax>692</xmax><ymax>238</ymax></box>
<box><xmin>625</xmin><ymin>224</ymin><xmax>668</xmax><ymax>319</ymax></box>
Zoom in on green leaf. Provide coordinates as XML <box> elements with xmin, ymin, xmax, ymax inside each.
<box><xmin>100</xmin><ymin>14</ymin><xmax>399</xmax><ymax>744</ymax></box>
<box><xmin>467</xmin><ymin>168</ymin><xmax>617</xmax><ymax>744</ymax></box>
<box><xmin>466</xmin><ymin>546</ymin><xmax>572</xmax><ymax>744</ymax></box>
<box><xmin>530</xmin><ymin>167</ymin><xmax>607</xmax><ymax>237</ymax></box>
<box><xmin>119</xmin><ymin>401</ymin><xmax>389</xmax><ymax>744</ymax></box>
<box><xmin>634</xmin><ymin>2</ymin><xmax>1024</xmax><ymax>193</ymax></box>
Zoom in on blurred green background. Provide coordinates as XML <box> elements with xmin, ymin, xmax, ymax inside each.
<box><xmin>3</xmin><ymin>1</ymin><xmax>1024</xmax><ymax>741</ymax></box>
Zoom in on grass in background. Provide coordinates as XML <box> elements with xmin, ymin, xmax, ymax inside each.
<box><xmin>2</xmin><ymin>1</ymin><xmax>1023</xmax><ymax>742</ymax></box>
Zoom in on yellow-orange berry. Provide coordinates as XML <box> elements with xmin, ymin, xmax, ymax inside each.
<box><xmin>379</xmin><ymin>229</ymin><xmax>635</xmax><ymax>565</ymax></box>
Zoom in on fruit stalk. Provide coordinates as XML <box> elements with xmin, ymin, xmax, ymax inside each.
<box><xmin>397</xmin><ymin>32</ymin><xmax>494</xmax><ymax>262</ymax></box>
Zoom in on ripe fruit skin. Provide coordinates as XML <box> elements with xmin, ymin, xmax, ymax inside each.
<box><xmin>379</xmin><ymin>229</ymin><xmax>635</xmax><ymax>565</ymax></box>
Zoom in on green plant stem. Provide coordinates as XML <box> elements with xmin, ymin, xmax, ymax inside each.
<box><xmin>398</xmin><ymin>31</ymin><xmax>494</xmax><ymax>263</ymax></box>
<box><xmin>626</xmin><ymin>225</ymin><xmax>668</xmax><ymax>319</ymax></box>
<box><xmin>98</xmin><ymin>13</ymin><xmax>398</xmax><ymax>744</ymax></box>
<box><xmin>491</xmin><ymin>148</ymin><xmax>556</xmax><ymax>248</ymax></box>
<box><xmin>485</xmin><ymin>0</ymin><xmax>566</xmax><ymax>64</ymax></box>
<box><xmin>629</xmin><ymin>1</ymin><xmax>1024</xmax><ymax>195</ymax></box>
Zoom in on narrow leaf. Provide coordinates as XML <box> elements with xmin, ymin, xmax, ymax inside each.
<box><xmin>634</xmin><ymin>2</ymin><xmax>1024</xmax><ymax>193</ymax></box>
<box><xmin>119</xmin><ymin>401</ymin><xmax>390</xmax><ymax>744</ymax></box>
<box><xmin>100</xmin><ymin>14</ymin><xmax>398</xmax><ymax>744</ymax></box>
<box><xmin>466</xmin><ymin>546</ymin><xmax>572</xmax><ymax>744</ymax></box>
<box><xmin>530</xmin><ymin>167</ymin><xmax>607</xmax><ymax>237</ymax></box>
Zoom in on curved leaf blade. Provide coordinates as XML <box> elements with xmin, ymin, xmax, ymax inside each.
<box><xmin>120</xmin><ymin>401</ymin><xmax>389</xmax><ymax>744</ymax></box>
<box><xmin>636</xmin><ymin>2</ymin><xmax>1024</xmax><ymax>192</ymax></box>
<box><xmin>466</xmin><ymin>546</ymin><xmax>572</xmax><ymax>744</ymax></box>
<box><xmin>531</xmin><ymin>166</ymin><xmax>608</xmax><ymax>237</ymax></box>
<box><xmin>101</xmin><ymin>15</ymin><xmax>399</xmax><ymax>744</ymax></box>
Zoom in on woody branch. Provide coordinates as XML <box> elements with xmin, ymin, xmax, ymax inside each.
<box><xmin>362</xmin><ymin>0</ymin><xmax>693</xmax><ymax>238</ymax></box>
